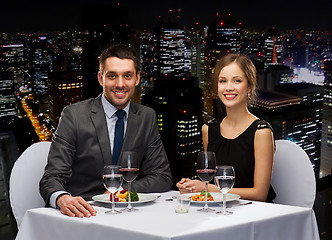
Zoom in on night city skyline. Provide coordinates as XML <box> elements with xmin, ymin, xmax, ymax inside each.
<box><xmin>0</xmin><ymin>1</ymin><xmax>331</xmax><ymax>185</ymax></box>
<box><xmin>0</xmin><ymin>1</ymin><xmax>331</xmax><ymax>239</ymax></box>
<box><xmin>1</xmin><ymin>0</ymin><xmax>331</xmax><ymax>32</ymax></box>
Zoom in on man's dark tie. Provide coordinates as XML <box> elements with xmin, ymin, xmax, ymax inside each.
<box><xmin>113</xmin><ymin>110</ymin><xmax>126</xmax><ymax>165</ymax></box>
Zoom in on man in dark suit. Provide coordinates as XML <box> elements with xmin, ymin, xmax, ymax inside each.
<box><xmin>40</xmin><ymin>44</ymin><xmax>173</xmax><ymax>218</ymax></box>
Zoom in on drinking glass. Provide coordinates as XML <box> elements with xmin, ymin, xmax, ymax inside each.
<box><xmin>173</xmin><ymin>195</ymin><xmax>191</xmax><ymax>213</ymax></box>
<box><xmin>102</xmin><ymin>165</ymin><xmax>123</xmax><ymax>214</ymax></box>
<box><xmin>214</xmin><ymin>165</ymin><xmax>235</xmax><ymax>215</ymax></box>
<box><xmin>120</xmin><ymin>152</ymin><xmax>139</xmax><ymax>211</ymax></box>
<box><xmin>196</xmin><ymin>151</ymin><xmax>216</xmax><ymax>212</ymax></box>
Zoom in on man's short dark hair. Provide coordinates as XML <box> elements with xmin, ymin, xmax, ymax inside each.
<box><xmin>99</xmin><ymin>44</ymin><xmax>140</xmax><ymax>74</ymax></box>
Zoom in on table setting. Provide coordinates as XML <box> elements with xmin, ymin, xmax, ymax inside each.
<box><xmin>15</xmin><ymin>151</ymin><xmax>320</xmax><ymax>240</ymax></box>
<box><xmin>16</xmin><ymin>189</ymin><xmax>319</xmax><ymax>240</ymax></box>
<box><xmin>92</xmin><ymin>151</ymin><xmax>244</xmax><ymax>215</ymax></box>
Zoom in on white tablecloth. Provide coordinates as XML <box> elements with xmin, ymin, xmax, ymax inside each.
<box><xmin>16</xmin><ymin>191</ymin><xmax>320</xmax><ymax>240</ymax></box>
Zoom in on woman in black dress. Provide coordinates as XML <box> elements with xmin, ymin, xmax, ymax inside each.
<box><xmin>177</xmin><ymin>53</ymin><xmax>275</xmax><ymax>202</ymax></box>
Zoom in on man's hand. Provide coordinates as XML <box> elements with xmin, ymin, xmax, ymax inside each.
<box><xmin>56</xmin><ymin>194</ymin><xmax>97</xmax><ymax>218</ymax></box>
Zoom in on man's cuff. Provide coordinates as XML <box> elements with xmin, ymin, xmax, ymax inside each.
<box><xmin>49</xmin><ymin>191</ymin><xmax>70</xmax><ymax>209</ymax></box>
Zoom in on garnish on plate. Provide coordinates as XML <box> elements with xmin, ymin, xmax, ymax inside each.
<box><xmin>191</xmin><ymin>191</ymin><xmax>214</xmax><ymax>201</ymax></box>
<box><xmin>110</xmin><ymin>189</ymin><xmax>139</xmax><ymax>202</ymax></box>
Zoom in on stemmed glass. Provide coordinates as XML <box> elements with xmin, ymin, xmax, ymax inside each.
<box><xmin>102</xmin><ymin>165</ymin><xmax>123</xmax><ymax>214</ymax></box>
<box><xmin>214</xmin><ymin>165</ymin><xmax>235</xmax><ymax>215</ymax></box>
<box><xmin>196</xmin><ymin>151</ymin><xmax>216</xmax><ymax>212</ymax></box>
<box><xmin>120</xmin><ymin>151</ymin><xmax>139</xmax><ymax>212</ymax></box>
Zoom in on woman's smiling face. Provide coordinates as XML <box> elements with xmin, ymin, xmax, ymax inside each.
<box><xmin>218</xmin><ymin>62</ymin><xmax>249</xmax><ymax>109</ymax></box>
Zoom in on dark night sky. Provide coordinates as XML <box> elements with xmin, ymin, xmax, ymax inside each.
<box><xmin>0</xmin><ymin>0</ymin><xmax>330</xmax><ymax>33</ymax></box>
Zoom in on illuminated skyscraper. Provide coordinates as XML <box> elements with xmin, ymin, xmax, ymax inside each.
<box><xmin>240</xmin><ymin>31</ymin><xmax>265</xmax><ymax>60</ymax></box>
<box><xmin>0</xmin><ymin>44</ymin><xmax>25</xmax><ymax>127</ymax></box>
<box><xmin>29</xmin><ymin>35</ymin><xmax>54</xmax><ymax>96</ymax></box>
<box><xmin>207</xmin><ymin>16</ymin><xmax>241</xmax><ymax>52</ymax></box>
<box><xmin>140</xmin><ymin>31</ymin><xmax>157</xmax><ymax>96</ymax></box>
<box><xmin>203</xmin><ymin>15</ymin><xmax>241</xmax><ymax>121</ymax></box>
<box><xmin>176</xmin><ymin>109</ymin><xmax>202</xmax><ymax>177</ymax></box>
<box><xmin>320</xmin><ymin>60</ymin><xmax>332</xmax><ymax>178</ymax></box>
<box><xmin>48</xmin><ymin>71</ymin><xmax>83</xmax><ymax>126</ymax></box>
<box><xmin>264</xmin><ymin>27</ymin><xmax>283</xmax><ymax>67</ymax></box>
<box><xmin>0</xmin><ymin>71</ymin><xmax>17</xmax><ymax>125</ymax></box>
<box><xmin>155</xmin><ymin>27</ymin><xmax>191</xmax><ymax>77</ymax></box>
<box><xmin>202</xmin><ymin>49</ymin><xmax>223</xmax><ymax>121</ymax></box>
<box><xmin>275</xmin><ymin>82</ymin><xmax>324</xmax><ymax>169</ymax></box>
<box><xmin>53</xmin><ymin>31</ymin><xmax>83</xmax><ymax>72</ymax></box>
<box><xmin>189</xmin><ymin>25</ymin><xmax>206</xmax><ymax>88</ymax></box>
<box><xmin>0</xmin><ymin>44</ymin><xmax>26</xmax><ymax>85</ymax></box>
<box><xmin>148</xmin><ymin>76</ymin><xmax>203</xmax><ymax>183</ymax></box>
<box><xmin>252</xmin><ymin>90</ymin><xmax>319</xmax><ymax>168</ymax></box>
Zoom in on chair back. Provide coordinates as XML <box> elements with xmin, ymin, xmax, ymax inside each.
<box><xmin>271</xmin><ymin>140</ymin><xmax>316</xmax><ymax>208</ymax></box>
<box><xmin>9</xmin><ymin>141</ymin><xmax>51</xmax><ymax>228</ymax></box>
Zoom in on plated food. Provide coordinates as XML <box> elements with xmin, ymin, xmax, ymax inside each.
<box><xmin>111</xmin><ymin>189</ymin><xmax>139</xmax><ymax>202</ymax></box>
<box><xmin>183</xmin><ymin>192</ymin><xmax>240</xmax><ymax>204</ymax></box>
<box><xmin>92</xmin><ymin>193</ymin><xmax>158</xmax><ymax>204</ymax></box>
<box><xmin>191</xmin><ymin>191</ymin><xmax>214</xmax><ymax>201</ymax></box>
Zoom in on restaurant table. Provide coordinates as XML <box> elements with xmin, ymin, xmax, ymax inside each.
<box><xmin>16</xmin><ymin>191</ymin><xmax>319</xmax><ymax>240</ymax></box>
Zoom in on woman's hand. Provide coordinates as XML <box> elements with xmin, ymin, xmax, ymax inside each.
<box><xmin>176</xmin><ymin>178</ymin><xmax>206</xmax><ymax>194</ymax></box>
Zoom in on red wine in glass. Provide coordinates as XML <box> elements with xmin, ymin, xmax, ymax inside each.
<box><xmin>196</xmin><ymin>151</ymin><xmax>216</xmax><ymax>212</ymax></box>
<box><xmin>120</xmin><ymin>151</ymin><xmax>139</xmax><ymax>212</ymax></box>
<box><xmin>120</xmin><ymin>168</ymin><xmax>139</xmax><ymax>182</ymax></box>
<box><xmin>196</xmin><ymin>169</ymin><xmax>216</xmax><ymax>182</ymax></box>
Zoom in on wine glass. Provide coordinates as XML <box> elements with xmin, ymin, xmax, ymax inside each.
<box><xmin>102</xmin><ymin>165</ymin><xmax>123</xmax><ymax>214</ymax></box>
<box><xmin>214</xmin><ymin>165</ymin><xmax>235</xmax><ymax>215</ymax></box>
<box><xmin>120</xmin><ymin>152</ymin><xmax>139</xmax><ymax>212</ymax></box>
<box><xmin>196</xmin><ymin>151</ymin><xmax>216</xmax><ymax>212</ymax></box>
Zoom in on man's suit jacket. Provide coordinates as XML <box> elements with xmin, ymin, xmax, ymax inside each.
<box><xmin>40</xmin><ymin>94</ymin><xmax>173</xmax><ymax>204</ymax></box>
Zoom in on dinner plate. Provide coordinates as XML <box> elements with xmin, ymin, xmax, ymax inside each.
<box><xmin>92</xmin><ymin>193</ymin><xmax>158</xmax><ymax>204</ymax></box>
<box><xmin>182</xmin><ymin>192</ymin><xmax>240</xmax><ymax>204</ymax></box>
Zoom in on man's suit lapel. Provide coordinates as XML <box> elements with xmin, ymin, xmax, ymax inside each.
<box><xmin>123</xmin><ymin>103</ymin><xmax>139</xmax><ymax>151</ymax></box>
<box><xmin>90</xmin><ymin>95</ymin><xmax>112</xmax><ymax>165</ymax></box>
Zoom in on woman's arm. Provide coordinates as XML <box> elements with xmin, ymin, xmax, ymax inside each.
<box><xmin>229</xmin><ymin>128</ymin><xmax>274</xmax><ymax>201</ymax></box>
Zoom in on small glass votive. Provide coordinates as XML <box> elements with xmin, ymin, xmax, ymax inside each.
<box><xmin>173</xmin><ymin>195</ymin><xmax>191</xmax><ymax>213</ymax></box>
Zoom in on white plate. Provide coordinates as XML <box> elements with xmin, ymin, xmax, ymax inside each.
<box><xmin>183</xmin><ymin>192</ymin><xmax>240</xmax><ymax>204</ymax></box>
<box><xmin>92</xmin><ymin>193</ymin><xmax>158</xmax><ymax>204</ymax></box>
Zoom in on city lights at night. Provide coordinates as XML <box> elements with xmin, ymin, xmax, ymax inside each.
<box><xmin>0</xmin><ymin>1</ymin><xmax>331</xmax><ymax>239</ymax></box>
